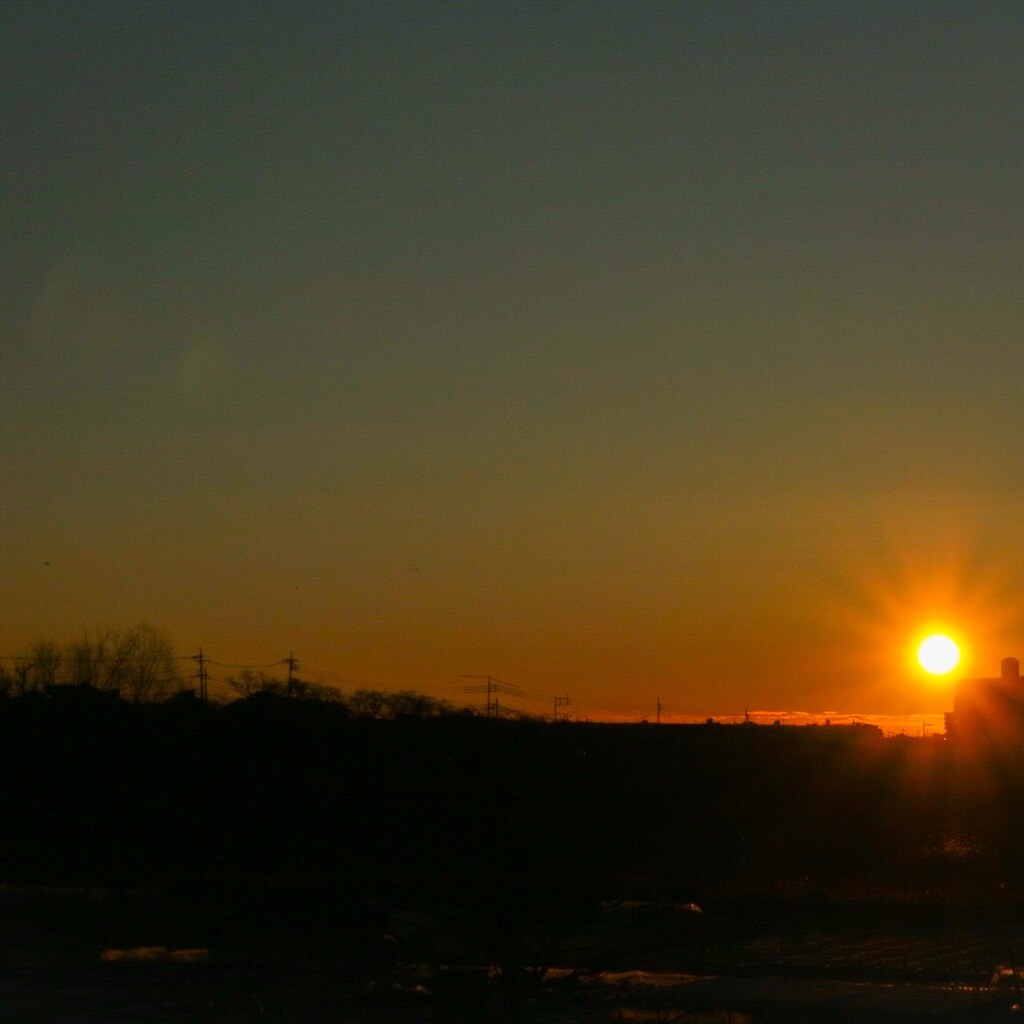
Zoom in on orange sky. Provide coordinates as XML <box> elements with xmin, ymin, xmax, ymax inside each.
<box><xmin>5</xmin><ymin>3</ymin><xmax>1024</xmax><ymax>718</ymax></box>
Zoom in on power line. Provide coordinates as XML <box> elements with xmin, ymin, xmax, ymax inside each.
<box><xmin>459</xmin><ymin>675</ymin><xmax>524</xmax><ymax>718</ymax></box>
<box><xmin>0</xmin><ymin>654</ymin><xmax>197</xmax><ymax>664</ymax></box>
<box><xmin>206</xmin><ymin>659</ymin><xmax>289</xmax><ymax>670</ymax></box>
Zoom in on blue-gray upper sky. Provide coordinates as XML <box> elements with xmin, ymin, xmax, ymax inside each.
<box><xmin>4</xmin><ymin>0</ymin><xmax>1023</xmax><ymax>715</ymax></box>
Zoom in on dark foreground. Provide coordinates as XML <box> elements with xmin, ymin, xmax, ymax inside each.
<box><xmin>4</xmin><ymin>703</ymin><xmax>1024</xmax><ymax>1019</ymax></box>
<box><xmin>3</xmin><ymin>885</ymin><xmax>1024</xmax><ymax>1022</ymax></box>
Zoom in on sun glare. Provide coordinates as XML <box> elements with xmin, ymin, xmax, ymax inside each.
<box><xmin>917</xmin><ymin>634</ymin><xmax>960</xmax><ymax>676</ymax></box>
<box><xmin>831</xmin><ymin>542</ymin><xmax>1017</xmax><ymax>707</ymax></box>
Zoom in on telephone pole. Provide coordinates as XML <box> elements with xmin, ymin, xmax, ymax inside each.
<box><xmin>284</xmin><ymin>652</ymin><xmax>298</xmax><ymax>697</ymax></box>
<box><xmin>192</xmin><ymin>649</ymin><xmax>208</xmax><ymax>701</ymax></box>
<box><xmin>459</xmin><ymin>675</ymin><xmax>524</xmax><ymax>717</ymax></box>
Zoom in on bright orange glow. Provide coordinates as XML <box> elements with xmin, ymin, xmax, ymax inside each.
<box><xmin>823</xmin><ymin>535</ymin><xmax>1023</xmax><ymax>711</ymax></box>
<box><xmin>917</xmin><ymin>633</ymin><xmax>960</xmax><ymax>675</ymax></box>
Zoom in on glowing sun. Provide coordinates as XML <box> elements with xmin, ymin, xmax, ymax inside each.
<box><xmin>917</xmin><ymin>634</ymin><xmax>961</xmax><ymax>675</ymax></box>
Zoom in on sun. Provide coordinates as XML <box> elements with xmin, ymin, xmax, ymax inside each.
<box><xmin>917</xmin><ymin>633</ymin><xmax>961</xmax><ymax>675</ymax></box>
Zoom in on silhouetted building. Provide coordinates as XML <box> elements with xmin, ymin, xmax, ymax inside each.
<box><xmin>945</xmin><ymin>657</ymin><xmax>1024</xmax><ymax>751</ymax></box>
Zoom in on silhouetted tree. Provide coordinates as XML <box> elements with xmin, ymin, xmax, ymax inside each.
<box><xmin>12</xmin><ymin>624</ymin><xmax>180</xmax><ymax>701</ymax></box>
<box><xmin>79</xmin><ymin>623</ymin><xmax>179</xmax><ymax>701</ymax></box>
<box><xmin>226</xmin><ymin>670</ymin><xmax>344</xmax><ymax>702</ymax></box>
<box><xmin>387</xmin><ymin>689</ymin><xmax>457</xmax><ymax>717</ymax></box>
<box><xmin>226</xmin><ymin>669</ymin><xmax>288</xmax><ymax>698</ymax></box>
<box><xmin>15</xmin><ymin>639</ymin><xmax>63</xmax><ymax>693</ymax></box>
<box><xmin>291</xmin><ymin>679</ymin><xmax>345</xmax><ymax>702</ymax></box>
<box><xmin>343</xmin><ymin>688</ymin><xmax>459</xmax><ymax>718</ymax></box>
<box><xmin>346</xmin><ymin>689</ymin><xmax>389</xmax><ymax>717</ymax></box>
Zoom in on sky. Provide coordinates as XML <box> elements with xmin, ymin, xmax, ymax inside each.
<box><xmin>4</xmin><ymin>0</ymin><xmax>1024</xmax><ymax>718</ymax></box>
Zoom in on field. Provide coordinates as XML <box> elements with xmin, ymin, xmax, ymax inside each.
<box><xmin>2</xmin><ymin>885</ymin><xmax>1023</xmax><ymax>1022</ymax></box>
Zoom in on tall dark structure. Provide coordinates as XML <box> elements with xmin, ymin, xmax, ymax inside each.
<box><xmin>945</xmin><ymin>657</ymin><xmax>1024</xmax><ymax>751</ymax></box>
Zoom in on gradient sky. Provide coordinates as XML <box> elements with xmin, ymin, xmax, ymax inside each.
<box><xmin>4</xmin><ymin>0</ymin><xmax>1024</xmax><ymax>717</ymax></box>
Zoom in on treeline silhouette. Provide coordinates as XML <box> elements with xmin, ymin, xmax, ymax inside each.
<box><xmin>0</xmin><ymin>623</ymin><xmax>473</xmax><ymax>717</ymax></box>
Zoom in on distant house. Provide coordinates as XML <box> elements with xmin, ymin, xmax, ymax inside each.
<box><xmin>945</xmin><ymin>657</ymin><xmax>1024</xmax><ymax>751</ymax></box>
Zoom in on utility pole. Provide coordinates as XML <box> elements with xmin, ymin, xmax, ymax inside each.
<box><xmin>554</xmin><ymin>695</ymin><xmax>570</xmax><ymax>721</ymax></box>
<box><xmin>656</xmin><ymin>697</ymin><xmax>662</xmax><ymax>724</ymax></box>
<box><xmin>192</xmin><ymin>649</ymin><xmax>208</xmax><ymax>701</ymax></box>
<box><xmin>284</xmin><ymin>652</ymin><xmax>298</xmax><ymax>697</ymax></box>
<box><xmin>459</xmin><ymin>675</ymin><xmax>524</xmax><ymax>717</ymax></box>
